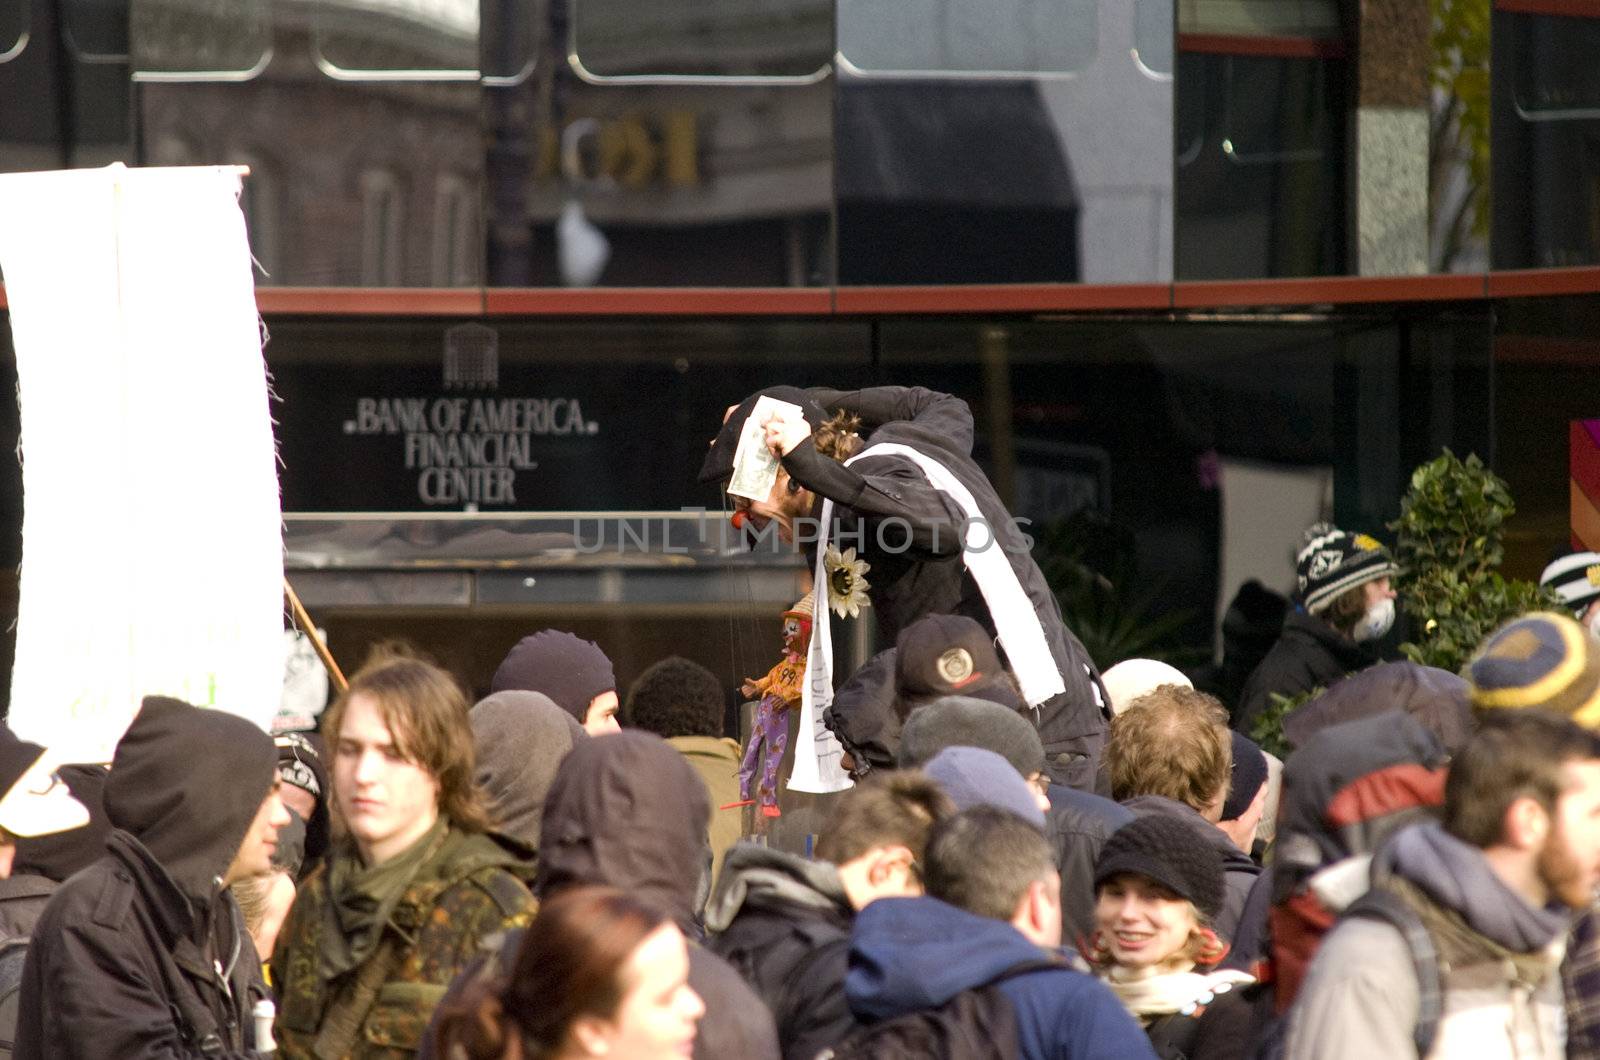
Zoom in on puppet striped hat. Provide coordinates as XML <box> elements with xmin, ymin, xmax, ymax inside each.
<box><xmin>1466</xmin><ymin>612</ymin><xmax>1600</xmax><ymax>729</ymax></box>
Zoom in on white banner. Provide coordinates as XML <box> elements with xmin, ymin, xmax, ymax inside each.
<box><xmin>0</xmin><ymin>164</ymin><xmax>283</xmax><ymax>762</ymax></box>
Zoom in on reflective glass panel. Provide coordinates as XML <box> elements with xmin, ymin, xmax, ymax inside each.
<box><xmin>130</xmin><ymin>0</ymin><xmax>270</xmax><ymax>76</ymax></box>
<box><xmin>571</xmin><ymin>0</ymin><xmax>831</xmax><ymax>79</ymax></box>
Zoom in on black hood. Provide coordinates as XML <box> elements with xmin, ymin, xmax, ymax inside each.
<box><xmin>697</xmin><ymin>385</ymin><xmax>827</xmax><ymax>485</ymax></box>
<box><xmin>536</xmin><ymin>731</ymin><xmax>709</xmax><ymax>930</ymax></box>
<box><xmin>104</xmin><ymin>697</ymin><xmax>276</xmax><ymax>898</ymax></box>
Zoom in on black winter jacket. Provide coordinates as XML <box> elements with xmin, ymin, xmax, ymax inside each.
<box><xmin>790</xmin><ymin>386</ymin><xmax>1110</xmax><ymax>789</ymax></box>
<box><xmin>705</xmin><ymin>845</ymin><xmax>856</xmax><ymax>1060</ymax></box>
<box><xmin>1046</xmin><ymin>785</ymin><xmax>1133</xmax><ymax>948</ymax></box>
<box><xmin>16</xmin><ymin>697</ymin><xmax>277</xmax><ymax>1059</ymax></box>
<box><xmin>1234</xmin><ymin>609</ymin><xmax>1377</xmax><ymax>734</ymax></box>
<box><xmin>17</xmin><ymin>831</ymin><xmax>266</xmax><ymax>1058</ymax></box>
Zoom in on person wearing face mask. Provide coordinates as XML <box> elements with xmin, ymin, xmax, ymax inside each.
<box><xmin>1235</xmin><ymin>523</ymin><xmax>1400</xmax><ymax>734</ymax></box>
<box><xmin>1540</xmin><ymin>550</ymin><xmax>1600</xmax><ymax>636</ymax></box>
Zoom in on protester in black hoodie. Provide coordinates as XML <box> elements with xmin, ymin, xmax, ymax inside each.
<box><xmin>17</xmin><ymin>696</ymin><xmax>287</xmax><ymax>1058</ymax></box>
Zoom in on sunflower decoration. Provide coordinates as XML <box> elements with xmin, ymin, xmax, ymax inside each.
<box><xmin>824</xmin><ymin>545</ymin><xmax>871</xmax><ymax>619</ymax></box>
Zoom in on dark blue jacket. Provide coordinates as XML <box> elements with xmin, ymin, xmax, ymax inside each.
<box><xmin>846</xmin><ymin>896</ymin><xmax>1156</xmax><ymax>1060</ymax></box>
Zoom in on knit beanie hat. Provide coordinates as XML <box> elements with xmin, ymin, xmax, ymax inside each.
<box><xmin>1296</xmin><ymin>523</ymin><xmax>1399</xmax><ymax>614</ymax></box>
<box><xmin>897</xmin><ymin>696</ymin><xmax>1046</xmax><ymax>778</ymax></box>
<box><xmin>1541</xmin><ymin>552</ymin><xmax>1600</xmax><ymax>620</ymax></box>
<box><xmin>1220</xmin><ymin>732</ymin><xmax>1268</xmax><ymax>822</ymax></box>
<box><xmin>491</xmin><ymin>630</ymin><xmax>616</xmax><ymax>724</ymax></box>
<box><xmin>1094</xmin><ymin>815</ymin><xmax>1226</xmax><ymax>919</ymax></box>
<box><xmin>1466</xmin><ymin>612</ymin><xmax>1600</xmax><ymax>728</ymax></box>
<box><xmin>922</xmin><ymin>746</ymin><xmax>1046</xmax><ymax>828</ymax></box>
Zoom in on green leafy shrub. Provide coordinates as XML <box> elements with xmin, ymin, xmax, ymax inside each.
<box><xmin>1389</xmin><ymin>450</ymin><xmax>1559</xmax><ymax>674</ymax></box>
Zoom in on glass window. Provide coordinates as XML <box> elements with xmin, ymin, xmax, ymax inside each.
<box><xmin>360</xmin><ymin>171</ymin><xmax>405</xmax><ymax>285</ymax></box>
<box><xmin>64</xmin><ymin>0</ymin><xmax>129</xmax><ymax>61</ymax></box>
<box><xmin>569</xmin><ymin>0</ymin><xmax>831</xmax><ymax>80</ymax></box>
<box><xmin>1</xmin><ymin>2</ymin><xmax>26</xmax><ymax>64</ymax></box>
<box><xmin>431</xmin><ymin>175</ymin><xmax>478</xmax><ymax>285</ymax></box>
<box><xmin>130</xmin><ymin>0</ymin><xmax>270</xmax><ymax>78</ymax></box>
<box><xmin>1178</xmin><ymin>0</ymin><xmax>1341</xmax><ymax>37</ymax></box>
<box><xmin>1134</xmin><ymin>0</ymin><xmax>1174</xmax><ymax>77</ymax></box>
<box><xmin>837</xmin><ymin>0</ymin><xmax>1097</xmax><ymax>76</ymax></box>
<box><xmin>1510</xmin><ymin>14</ymin><xmax>1600</xmax><ymax>119</ymax></box>
<box><xmin>312</xmin><ymin>0</ymin><xmax>479</xmax><ymax>79</ymax></box>
<box><xmin>1176</xmin><ymin>52</ymin><xmax>1346</xmax><ymax>278</ymax></box>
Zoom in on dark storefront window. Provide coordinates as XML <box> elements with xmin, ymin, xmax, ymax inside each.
<box><xmin>1493</xmin><ymin>9</ymin><xmax>1600</xmax><ymax>270</ymax></box>
<box><xmin>1176</xmin><ymin>51</ymin><xmax>1347</xmax><ymax>279</ymax></box>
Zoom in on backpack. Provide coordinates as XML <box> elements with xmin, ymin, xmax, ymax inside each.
<box><xmin>1247</xmin><ymin>887</ymin><xmax>1441</xmax><ymax>1060</ymax></box>
<box><xmin>0</xmin><ymin>936</ymin><xmax>31</xmax><ymax>1059</ymax></box>
<box><xmin>824</xmin><ymin>959</ymin><xmax>1064</xmax><ymax>1060</ymax></box>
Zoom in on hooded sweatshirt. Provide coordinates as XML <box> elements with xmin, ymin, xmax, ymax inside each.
<box><xmin>17</xmin><ymin>696</ymin><xmax>277</xmax><ymax>1059</ymax></box>
<box><xmin>470</xmin><ymin>690</ymin><xmax>584</xmax><ymax>852</ymax></box>
<box><xmin>538</xmin><ymin>732</ymin><xmax>780</xmax><ymax>1060</ymax></box>
<box><xmin>1287</xmin><ymin>821</ymin><xmax>1570</xmax><ymax>1060</ymax></box>
<box><xmin>846</xmin><ymin>896</ymin><xmax>1156</xmax><ymax>1060</ymax></box>
<box><xmin>705</xmin><ymin>844</ymin><xmax>856</xmax><ymax>1060</ymax></box>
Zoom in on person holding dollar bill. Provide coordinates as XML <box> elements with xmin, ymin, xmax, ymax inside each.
<box><xmin>700</xmin><ymin>385</ymin><xmax>1111</xmax><ymax>792</ymax></box>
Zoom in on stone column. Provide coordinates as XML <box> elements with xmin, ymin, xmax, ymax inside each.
<box><xmin>1354</xmin><ymin>0</ymin><xmax>1432</xmax><ymax>276</ymax></box>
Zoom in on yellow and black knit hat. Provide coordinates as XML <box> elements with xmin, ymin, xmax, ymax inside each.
<box><xmin>1465</xmin><ymin>612</ymin><xmax>1600</xmax><ymax>729</ymax></box>
<box><xmin>1296</xmin><ymin>523</ymin><xmax>1399</xmax><ymax>614</ymax></box>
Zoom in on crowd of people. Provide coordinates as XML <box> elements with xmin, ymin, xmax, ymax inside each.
<box><xmin>4</xmin><ymin>385</ymin><xmax>1600</xmax><ymax>1059</ymax></box>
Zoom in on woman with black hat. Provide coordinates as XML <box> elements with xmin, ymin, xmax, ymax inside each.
<box><xmin>1086</xmin><ymin>815</ymin><xmax>1255</xmax><ymax>1058</ymax></box>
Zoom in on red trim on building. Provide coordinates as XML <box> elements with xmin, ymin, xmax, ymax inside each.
<box><xmin>1494</xmin><ymin>0</ymin><xmax>1600</xmax><ymax>18</ymax></box>
<box><xmin>4</xmin><ymin>268</ymin><xmax>1600</xmax><ymax>320</ymax></box>
<box><xmin>484</xmin><ymin>288</ymin><xmax>832</xmax><ymax>315</ymax></box>
<box><xmin>833</xmin><ymin>283</ymin><xmax>1172</xmax><ymax>314</ymax></box>
<box><xmin>1177</xmin><ymin>33</ymin><xmax>1349</xmax><ymax>59</ymax></box>
<box><xmin>1488</xmin><ymin>266</ymin><xmax>1600</xmax><ymax>298</ymax></box>
<box><xmin>254</xmin><ymin>288</ymin><xmax>483</xmax><ymax>315</ymax></box>
<box><xmin>1173</xmin><ymin>273</ymin><xmax>1486</xmax><ymax>308</ymax></box>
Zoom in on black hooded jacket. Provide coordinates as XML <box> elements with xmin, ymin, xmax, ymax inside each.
<box><xmin>537</xmin><ymin>732</ymin><xmax>780</xmax><ymax>1060</ymax></box>
<box><xmin>1235</xmin><ymin>608</ymin><xmax>1378</xmax><ymax>734</ymax></box>
<box><xmin>421</xmin><ymin>733</ymin><xmax>781</xmax><ymax>1060</ymax></box>
<box><xmin>16</xmin><ymin>697</ymin><xmax>277</xmax><ymax>1059</ymax></box>
<box><xmin>704</xmin><ymin>845</ymin><xmax>857</xmax><ymax>1060</ymax></box>
<box><xmin>784</xmin><ymin>387</ymin><xmax>1110</xmax><ymax>790</ymax></box>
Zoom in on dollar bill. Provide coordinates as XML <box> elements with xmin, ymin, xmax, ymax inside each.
<box><xmin>727</xmin><ymin>396</ymin><xmax>802</xmax><ymax>501</ymax></box>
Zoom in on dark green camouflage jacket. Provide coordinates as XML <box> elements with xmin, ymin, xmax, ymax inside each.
<box><xmin>272</xmin><ymin>828</ymin><xmax>536</xmax><ymax>1059</ymax></box>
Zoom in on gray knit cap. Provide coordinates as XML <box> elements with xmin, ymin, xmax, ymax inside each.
<box><xmin>898</xmin><ymin>695</ymin><xmax>1046</xmax><ymax>778</ymax></box>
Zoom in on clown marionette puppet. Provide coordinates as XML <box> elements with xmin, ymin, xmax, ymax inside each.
<box><xmin>737</xmin><ymin>591</ymin><xmax>814</xmax><ymax>819</ymax></box>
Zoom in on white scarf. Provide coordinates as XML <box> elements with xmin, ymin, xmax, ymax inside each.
<box><xmin>787</xmin><ymin>442</ymin><xmax>1066</xmax><ymax>794</ymax></box>
<box><xmin>1102</xmin><ymin>965</ymin><xmax>1255</xmax><ymax>1020</ymax></box>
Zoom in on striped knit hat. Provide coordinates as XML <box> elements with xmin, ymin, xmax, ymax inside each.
<box><xmin>1466</xmin><ymin>612</ymin><xmax>1600</xmax><ymax>729</ymax></box>
<box><xmin>1296</xmin><ymin>523</ymin><xmax>1399</xmax><ymax>614</ymax></box>
<box><xmin>1540</xmin><ymin>552</ymin><xmax>1600</xmax><ymax>620</ymax></box>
